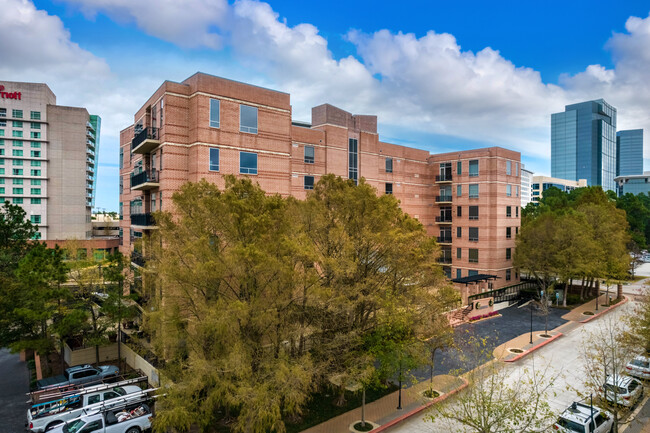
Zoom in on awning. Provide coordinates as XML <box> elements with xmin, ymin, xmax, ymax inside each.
<box><xmin>451</xmin><ymin>274</ymin><xmax>498</xmax><ymax>285</ymax></box>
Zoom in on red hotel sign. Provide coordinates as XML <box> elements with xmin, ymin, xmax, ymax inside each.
<box><xmin>0</xmin><ymin>85</ymin><xmax>21</xmax><ymax>100</ymax></box>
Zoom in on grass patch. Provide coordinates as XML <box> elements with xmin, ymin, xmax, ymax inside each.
<box><xmin>285</xmin><ymin>383</ymin><xmax>399</xmax><ymax>433</ymax></box>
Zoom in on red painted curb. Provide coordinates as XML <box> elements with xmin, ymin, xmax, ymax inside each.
<box><xmin>372</xmin><ymin>379</ymin><xmax>469</xmax><ymax>433</ymax></box>
<box><xmin>579</xmin><ymin>296</ymin><xmax>628</xmax><ymax>324</ymax></box>
<box><xmin>503</xmin><ymin>332</ymin><xmax>564</xmax><ymax>363</ymax></box>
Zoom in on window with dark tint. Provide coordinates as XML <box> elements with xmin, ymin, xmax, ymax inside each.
<box><xmin>209</xmin><ymin>148</ymin><xmax>219</xmax><ymax>171</ymax></box>
<box><xmin>386</xmin><ymin>157</ymin><xmax>393</xmax><ymax>173</ymax></box>
<box><xmin>457</xmin><ymin>248</ymin><xmax>461</xmax><ymax>259</ymax></box>
<box><xmin>304</xmin><ymin>176</ymin><xmax>314</xmax><ymax>190</ymax></box>
<box><xmin>210</xmin><ymin>99</ymin><xmax>220</xmax><ymax>128</ymax></box>
<box><xmin>506</xmin><ymin>160</ymin><xmax>512</xmax><ymax>175</ymax></box>
<box><xmin>469</xmin><ymin>206</ymin><xmax>478</xmax><ymax>220</ymax></box>
<box><xmin>385</xmin><ymin>183</ymin><xmax>393</xmax><ymax>194</ymax></box>
<box><xmin>79</xmin><ymin>420</ymin><xmax>103</xmax><ymax>432</ymax></box>
<box><xmin>631</xmin><ymin>359</ymin><xmax>650</xmax><ymax>368</ymax></box>
<box><xmin>348</xmin><ymin>138</ymin><xmax>358</xmax><ymax>184</ymax></box>
<box><xmin>304</xmin><ymin>145</ymin><xmax>314</xmax><ymax>164</ymax></box>
<box><xmin>506</xmin><ymin>227</ymin><xmax>511</xmax><ymax>239</ymax></box>
<box><xmin>506</xmin><ymin>248</ymin><xmax>511</xmax><ymax>260</ymax></box>
<box><xmin>469</xmin><ymin>249</ymin><xmax>478</xmax><ymax>263</ymax></box>
<box><xmin>457</xmin><ymin>185</ymin><xmax>462</xmax><ymax>196</ymax></box>
<box><xmin>506</xmin><ymin>269</ymin><xmax>511</xmax><ymax>281</ymax></box>
<box><xmin>457</xmin><ymin>227</ymin><xmax>462</xmax><ymax>238</ymax></box>
<box><xmin>240</xmin><ymin>105</ymin><xmax>258</xmax><ymax>133</ymax></box>
<box><xmin>557</xmin><ymin>418</ymin><xmax>585</xmax><ymax>433</ymax></box>
<box><xmin>468</xmin><ymin>270</ymin><xmax>478</xmax><ymax>277</ymax></box>
<box><xmin>516</xmin><ymin>207</ymin><xmax>519</xmax><ymax>218</ymax></box>
<box><xmin>240</xmin><ymin>151</ymin><xmax>258</xmax><ymax>174</ymax></box>
<box><xmin>457</xmin><ymin>206</ymin><xmax>462</xmax><ymax>217</ymax></box>
<box><xmin>469</xmin><ymin>160</ymin><xmax>479</xmax><ymax>176</ymax></box>
<box><xmin>88</xmin><ymin>395</ymin><xmax>100</xmax><ymax>404</ymax></box>
<box><xmin>457</xmin><ymin>161</ymin><xmax>462</xmax><ymax>175</ymax></box>
<box><xmin>456</xmin><ymin>269</ymin><xmax>462</xmax><ymax>278</ymax></box>
<box><xmin>506</xmin><ymin>206</ymin><xmax>512</xmax><ymax>217</ymax></box>
<box><xmin>469</xmin><ymin>227</ymin><xmax>478</xmax><ymax>242</ymax></box>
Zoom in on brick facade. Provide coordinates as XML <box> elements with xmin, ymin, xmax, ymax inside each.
<box><xmin>119</xmin><ymin>73</ymin><xmax>521</xmax><ymax>302</ymax></box>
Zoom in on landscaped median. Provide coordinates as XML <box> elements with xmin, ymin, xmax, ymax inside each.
<box><xmin>493</xmin><ymin>330</ymin><xmax>564</xmax><ymax>363</ymax></box>
<box><xmin>578</xmin><ymin>296</ymin><xmax>628</xmax><ymax>323</ymax></box>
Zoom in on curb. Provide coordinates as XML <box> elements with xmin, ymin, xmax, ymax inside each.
<box><xmin>371</xmin><ymin>378</ymin><xmax>469</xmax><ymax>433</ymax></box>
<box><xmin>579</xmin><ymin>296</ymin><xmax>628</xmax><ymax>323</ymax></box>
<box><xmin>503</xmin><ymin>332</ymin><xmax>563</xmax><ymax>363</ymax></box>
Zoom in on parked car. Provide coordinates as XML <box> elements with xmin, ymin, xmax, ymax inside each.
<box><xmin>553</xmin><ymin>401</ymin><xmax>613</xmax><ymax>433</ymax></box>
<box><xmin>48</xmin><ymin>401</ymin><xmax>152</xmax><ymax>433</ymax></box>
<box><xmin>36</xmin><ymin>364</ymin><xmax>119</xmax><ymax>390</ymax></box>
<box><xmin>601</xmin><ymin>375</ymin><xmax>643</xmax><ymax>407</ymax></box>
<box><xmin>27</xmin><ymin>384</ymin><xmax>144</xmax><ymax>432</ymax></box>
<box><xmin>626</xmin><ymin>356</ymin><xmax>650</xmax><ymax>380</ymax></box>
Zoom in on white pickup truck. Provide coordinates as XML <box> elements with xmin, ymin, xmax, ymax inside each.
<box><xmin>27</xmin><ymin>385</ymin><xmax>152</xmax><ymax>433</ymax></box>
<box><xmin>47</xmin><ymin>401</ymin><xmax>152</xmax><ymax>433</ymax></box>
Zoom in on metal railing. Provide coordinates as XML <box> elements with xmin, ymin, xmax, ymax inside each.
<box><xmin>435</xmin><ymin>215</ymin><xmax>453</xmax><ymax>223</ymax></box>
<box><xmin>131</xmin><ymin>127</ymin><xmax>159</xmax><ymax>151</ymax></box>
<box><xmin>436</xmin><ymin>195</ymin><xmax>453</xmax><ymax>202</ymax></box>
<box><xmin>130</xmin><ymin>213</ymin><xmax>155</xmax><ymax>226</ymax></box>
<box><xmin>130</xmin><ymin>170</ymin><xmax>158</xmax><ymax>188</ymax></box>
<box><xmin>437</xmin><ymin>235</ymin><xmax>452</xmax><ymax>243</ymax></box>
<box><xmin>435</xmin><ymin>174</ymin><xmax>453</xmax><ymax>182</ymax></box>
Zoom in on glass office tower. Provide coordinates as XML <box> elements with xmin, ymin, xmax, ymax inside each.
<box><xmin>616</xmin><ymin>129</ymin><xmax>643</xmax><ymax>176</ymax></box>
<box><xmin>551</xmin><ymin>99</ymin><xmax>617</xmax><ymax>191</ymax></box>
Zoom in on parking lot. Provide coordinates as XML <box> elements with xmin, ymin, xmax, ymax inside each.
<box><xmin>0</xmin><ymin>348</ymin><xmax>30</xmax><ymax>433</ymax></box>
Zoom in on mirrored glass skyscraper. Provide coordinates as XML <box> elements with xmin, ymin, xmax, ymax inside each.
<box><xmin>551</xmin><ymin>99</ymin><xmax>617</xmax><ymax>191</ymax></box>
<box><xmin>616</xmin><ymin>129</ymin><xmax>643</xmax><ymax>176</ymax></box>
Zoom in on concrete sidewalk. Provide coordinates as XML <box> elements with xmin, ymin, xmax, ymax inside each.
<box><xmin>300</xmin><ymin>375</ymin><xmax>466</xmax><ymax>433</ymax></box>
<box><xmin>561</xmin><ymin>294</ymin><xmax>628</xmax><ymax>322</ymax></box>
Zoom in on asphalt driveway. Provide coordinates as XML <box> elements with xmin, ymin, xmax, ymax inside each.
<box><xmin>410</xmin><ymin>303</ymin><xmax>569</xmax><ymax>382</ymax></box>
<box><xmin>0</xmin><ymin>348</ymin><xmax>30</xmax><ymax>433</ymax></box>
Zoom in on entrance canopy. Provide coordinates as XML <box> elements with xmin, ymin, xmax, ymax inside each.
<box><xmin>451</xmin><ymin>274</ymin><xmax>498</xmax><ymax>285</ymax></box>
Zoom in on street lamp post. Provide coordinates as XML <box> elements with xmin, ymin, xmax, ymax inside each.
<box><xmin>529</xmin><ymin>302</ymin><xmax>533</xmax><ymax>344</ymax></box>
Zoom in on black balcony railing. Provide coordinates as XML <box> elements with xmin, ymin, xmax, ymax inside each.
<box><xmin>131</xmin><ymin>252</ymin><xmax>146</xmax><ymax>268</ymax></box>
<box><xmin>435</xmin><ymin>174</ymin><xmax>453</xmax><ymax>182</ymax></box>
<box><xmin>436</xmin><ymin>195</ymin><xmax>453</xmax><ymax>202</ymax></box>
<box><xmin>131</xmin><ymin>127</ymin><xmax>159</xmax><ymax>151</ymax></box>
<box><xmin>435</xmin><ymin>216</ymin><xmax>453</xmax><ymax>223</ymax></box>
<box><xmin>131</xmin><ymin>170</ymin><xmax>158</xmax><ymax>188</ymax></box>
<box><xmin>437</xmin><ymin>236</ymin><xmax>452</xmax><ymax>243</ymax></box>
<box><xmin>437</xmin><ymin>256</ymin><xmax>452</xmax><ymax>264</ymax></box>
<box><xmin>131</xmin><ymin>213</ymin><xmax>155</xmax><ymax>226</ymax></box>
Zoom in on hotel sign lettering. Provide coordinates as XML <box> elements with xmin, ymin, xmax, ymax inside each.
<box><xmin>0</xmin><ymin>85</ymin><xmax>21</xmax><ymax>100</ymax></box>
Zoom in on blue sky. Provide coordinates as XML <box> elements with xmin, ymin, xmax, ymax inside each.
<box><xmin>3</xmin><ymin>0</ymin><xmax>650</xmax><ymax>211</ymax></box>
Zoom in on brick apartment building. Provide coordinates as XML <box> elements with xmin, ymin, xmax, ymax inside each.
<box><xmin>119</xmin><ymin>73</ymin><xmax>521</xmax><ymax>302</ymax></box>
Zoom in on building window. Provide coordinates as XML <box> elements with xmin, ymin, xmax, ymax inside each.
<box><xmin>516</xmin><ymin>185</ymin><xmax>519</xmax><ymax>197</ymax></box>
<box><xmin>348</xmin><ymin>138</ymin><xmax>358</xmax><ymax>184</ymax></box>
<box><xmin>30</xmin><ymin>188</ymin><xmax>40</xmax><ymax>195</ymax></box>
<box><xmin>506</xmin><ymin>227</ymin><xmax>511</xmax><ymax>239</ymax></box>
<box><xmin>13</xmin><ymin>140</ymin><xmax>22</xmax><ymax>147</ymax></box>
<box><xmin>239</xmin><ymin>151</ymin><xmax>258</xmax><ymax>174</ymax></box>
<box><xmin>12</xmin><ymin>149</ymin><xmax>22</xmax><ymax>156</ymax></box>
<box><xmin>506</xmin><ymin>269</ymin><xmax>512</xmax><ymax>281</ymax></box>
<box><xmin>31</xmin><ymin>151</ymin><xmax>40</xmax><ymax>158</ymax></box>
<box><xmin>457</xmin><ymin>248</ymin><xmax>461</xmax><ymax>259</ymax></box>
<box><xmin>0</xmin><ymin>168</ymin><xmax>4</xmax><ymax>175</ymax></box>
<box><xmin>12</xmin><ymin>188</ymin><xmax>23</xmax><ymax>194</ymax></box>
<box><xmin>119</xmin><ymin>148</ymin><xmax>123</xmax><ymax>169</ymax></box>
<box><xmin>456</xmin><ymin>269</ymin><xmax>462</xmax><ymax>279</ymax></box>
<box><xmin>304</xmin><ymin>176</ymin><xmax>315</xmax><ymax>190</ymax></box>
<box><xmin>457</xmin><ymin>227</ymin><xmax>462</xmax><ymax>238</ymax></box>
<box><xmin>506</xmin><ymin>184</ymin><xmax>512</xmax><ymax>197</ymax></box>
<box><xmin>386</xmin><ymin>158</ymin><xmax>393</xmax><ymax>173</ymax></box>
<box><xmin>469</xmin><ymin>249</ymin><xmax>478</xmax><ymax>263</ymax></box>
<box><xmin>12</xmin><ymin>198</ymin><xmax>23</xmax><ymax>204</ymax></box>
<box><xmin>209</xmin><ymin>99</ymin><xmax>220</xmax><ymax>128</ymax></box>
<box><xmin>30</xmin><ymin>169</ymin><xmax>40</xmax><ymax>176</ymax></box>
<box><xmin>30</xmin><ymin>161</ymin><xmax>41</xmax><ymax>167</ymax></box>
<box><xmin>0</xmin><ymin>187</ymin><xmax>3</xmax><ymax>194</ymax></box>
<box><xmin>304</xmin><ymin>145</ymin><xmax>315</xmax><ymax>164</ymax></box>
<box><xmin>515</xmin><ymin>162</ymin><xmax>519</xmax><ymax>176</ymax></box>
<box><xmin>13</xmin><ymin>169</ymin><xmax>22</xmax><ymax>175</ymax></box>
<box><xmin>457</xmin><ymin>206</ymin><xmax>462</xmax><ymax>217</ymax></box>
<box><xmin>506</xmin><ymin>206</ymin><xmax>512</xmax><ymax>217</ymax></box>
<box><xmin>30</xmin><ymin>132</ymin><xmax>40</xmax><ymax>139</ymax></box>
<box><xmin>506</xmin><ymin>248</ymin><xmax>512</xmax><ymax>260</ymax></box>
<box><xmin>31</xmin><ymin>142</ymin><xmax>40</xmax><ymax>148</ymax></box>
<box><xmin>30</xmin><ymin>111</ymin><xmax>40</xmax><ymax>120</ymax></box>
<box><xmin>13</xmin><ymin>121</ymin><xmax>22</xmax><ymax>128</ymax></box>
<box><xmin>209</xmin><ymin>148</ymin><xmax>219</xmax><ymax>171</ymax></box>
<box><xmin>13</xmin><ymin>179</ymin><xmax>22</xmax><ymax>185</ymax></box>
<box><xmin>0</xmin><ymin>149</ymin><xmax>3</xmax><ymax>156</ymax></box>
<box><xmin>240</xmin><ymin>104</ymin><xmax>258</xmax><ymax>134</ymax></box>
<box><xmin>469</xmin><ymin>227</ymin><xmax>479</xmax><ymax>242</ymax></box>
<box><xmin>516</xmin><ymin>207</ymin><xmax>519</xmax><ymax>218</ymax></box>
<box><xmin>0</xmin><ymin>130</ymin><xmax>3</xmax><ymax>137</ymax></box>
<box><xmin>13</xmin><ymin>160</ymin><xmax>23</xmax><ymax>166</ymax></box>
<box><xmin>516</xmin><ymin>227</ymin><xmax>519</xmax><ymax>235</ymax></box>
<box><xmin>457</xmin><ymin>185</ymin><xmax>462</xmax><ymax>196</ymax></box>
<box><xmin>469</xmin><ymin>160</ymin><xmax>479</xmax><ymax>177</ymax></box>
<box><xmin>30</xmin><ymin>123</ymin><xmax>40</xmax><ymax>130</ymax></box>
<box><xmin>469</xmin><ymin>184</ymin><xmax>479</xmax><ymax>198</ymax></box>
<box><xmin>12</xmin><ymin>131</ymin><xmax>22</xmax><ymax>138</ymax></box>
<box><xmin>506</xmin><ymin>160</ymin><xmax>512</xmax><ymax>175</ymax></box>
<box><xmin>12</xmin><ymin>110</ymin><xmax>23</xmax><ymax>118</ymax></box>
<box><xmin>0</xmin><ymin>108</ymin><xmax>5</xmax><ymax>117</ymax></box>
<box><xmin>457</xmin><ymin>161</ymin><xmax>462</xmax><ymax>175</ymax></box>
<box><xmin>31</xmin><ymin>198</ymin><xmax>41</xmax><ymax>204</ymax></box>
<box><xmin>468</xmin><ymin>206</ymin><xmax>478</xmax><ymax>220</ymax></box>
<box><xmin>0</xmin><ymin>158</ymin><xmax>3</xmax><ymax>165</ymax></box>
<box><xmin>385</xmin><ymin>183</ymin><xmax>393</xmax><ymax>194</ymax></box>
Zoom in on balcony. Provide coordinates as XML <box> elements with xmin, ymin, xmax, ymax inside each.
<box><xmin>87</xmin><ymin>157</ymin><xmax>95</xmax><ymax>165</ymax></box>
<box><xmin>86</xmin><ymin>139</ymin><xmax>95</xmax><ymax>149</ymax></box>
<box><xmin>435</xmin><ymin>195</ymin><xmax>453</xmax><ymax>203</ymax></box>
<box><xmin>87</xmin><ymin>129</ymin><xmax>95</xmax><ymax>140</ymax></box>
<box><xmin>435</xmin><ymin>216</ymin><xmax>453</xmax><ymax>224</ymax></box>
<box><xmin>86</xmin><ymin>121</ymin><xmax>95</xmax><ymax>131</ymax></box>
<box><xmin>435</xmin><ymin>174</ymin><xmax>453</xmax><ymax>183</ymax></box>
<box><xmin>131</xmin><ymin>213</ymin><xmax>156</xmax><ymax>229</ymax></box>
<box><xmin>437</xmin><ymin>256</ymin><xmax>452</xmax><ymax>264</ymax></box>
<box><xmin>437</xmin><ymin>235</ymin><xmax>452</xmax><ymax>244</ymax></box>
<box><xmin>131</xmin><ymin>251</ymin><xmax>146</xmax><ymax>268</ymax></box>
<box><xmin>131</xmin><ymin>170</ymin><xmax>160</xmax><ymax>191</ymax></box>
<box><xmin>131</xmin><ymin>127</ymin><xmax>160</xmax><ymax>154</ymax></box>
